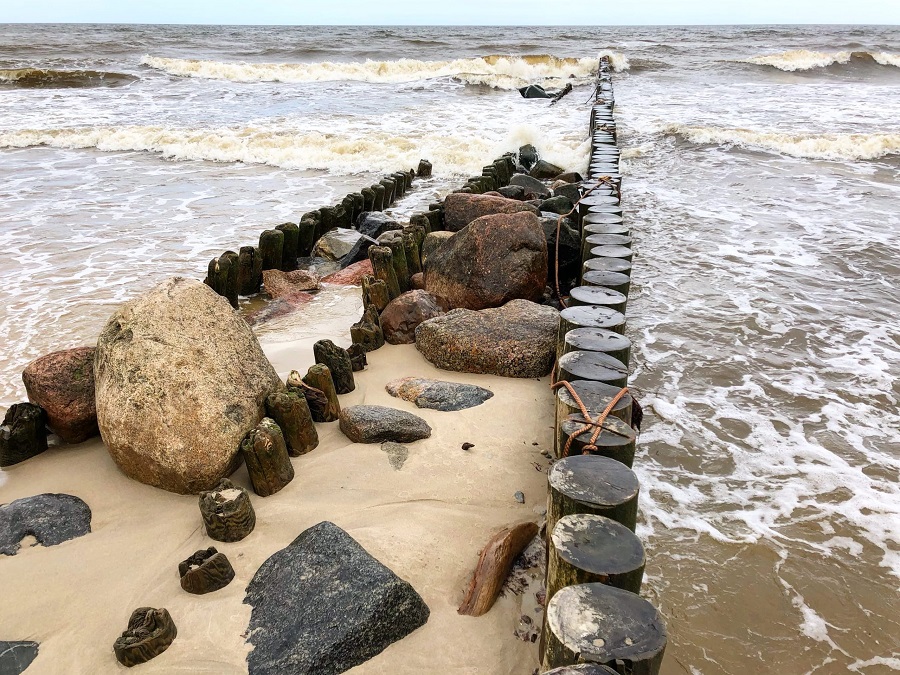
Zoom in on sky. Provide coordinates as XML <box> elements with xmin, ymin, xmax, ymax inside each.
<box><xmin>3</xmin><ymin>0</ymin><xmax>900</xmax><ymax>25</ymax></box>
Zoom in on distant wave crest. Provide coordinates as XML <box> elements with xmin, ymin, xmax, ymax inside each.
<box><xmin>140</xmin><ymin>52</ymin><xmax>627</xmax><ymax>89</ymax></box>
<box><xmin>0</xmin><ymin>68</ymin><xmax>138</xmax><ymax>88</ymax></box>
<box><xmin>737</xmin><ymin>49</ymin><xmax>900</xmax><ymax>72</ymax></box>
<box><xmin>665</xmin><ymin>124</ymin><xmax>900</xmax><ymax>161</ymax></box>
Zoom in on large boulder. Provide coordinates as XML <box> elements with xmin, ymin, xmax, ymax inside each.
<box><xmin>0</xmin><ymin>641</ymin><xmax>39</xmax><ymax>674</ymax></box>
<box><xmin>356</xmin><ymin>212</ymin><xmax>402</xmax><ymax>240</ymax></box>
<box><xmin>424</xmin><ymin>212</ymin><xmax>547</xmax><ymax>310</ymax></box>
<box><xmin>421</xmin><ymin>231</ymin><xmax>453</xmax><ymax>265</ymax></box>
<box><xmin>311</xmin><ymin>228</ymin><xmax>364</xmax><ymax>261</ymax></box>
<box><xmin>530</xmin><ymin>159</ymin><xmax>565</xmax><ymax>180</ymax></box>
<box><xmin>244</xmin><ymin>521</ymin><xmax>430</xmax><ymax>675</ymax></box>
<box><xmin>261</xmin><ymin>269</ymin><xmax>319</xmax><ymax>299</ymax></box>
<box><xmin>415</xmin><ymin>300</ymin><xmax>559</xmax><ymax>378</ymax></box>
<box><xmin>509</xmin><ymin>173</ymin><xmax>551</xmax><ymax>199</ymax></box>
<box><xmin>443</xmin><ymin>193</ymin><xmax>539</xmax><ymax>232</ymax></box>
<box><xmin>22</xmin><ymin>347</ymin><xmax>98</xmax><ymax>443</ymax></box>
<box><xmin>380</xmin><ymin>290</ymin><xmax>446</xmax><ymax>345</ymax></box>
<box><xmin>94</xmin><ymin>277</ymin><xmax>283</xmax><ymax>494</ymax></box>
<box><xmin>0</xmin><ymin>493</ymin><xmax>92</xmax><ymax>556</ymax></box>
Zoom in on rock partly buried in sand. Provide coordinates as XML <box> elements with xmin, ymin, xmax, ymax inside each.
<box><xmin>261</xmin><ymin>269</ymin><xmax>319</xmax><ymax>299</ymax></box>
<box><xmin>380</xmin><ymin>442</ymin><xmax>409</xmax><ymax>470</ymax></box>
<box><xmin>385</xmin><ymin>377</ymin><xmax>493</xmax><ymax>412</ymax></box>
<box><xmin>0</xmin><ymin>641</ymin><xmax>39</xmax><ymax>675</ymax></box>
<box><xmin>95</xmin><ymin>277</ymin><xmax>283</xmax><ymax>494</ymax></box>
<box><xmin>416</xmin><ymin>300</ymin><xmax>559</xmax><ymax>378</ymax></box>
<box><xmin>443</xmin><ymin>193</ymin><xmax>539</xmax><ymax>232</ymax></box>
<box><xmin>424</xmin><ymin>212</ymin><xmax>547</xmax><ymax>311</ymax></box>
<box><xmin>244</xmin><ymin>521</ymin><xmax>430</xmax><ymax>675</ymax></box>
<box><xmin>113</xmin><ymin>607</ymin><xmax>177</xmax><ymax>668</ymax></box>
<box><xmin>321</xmin><ymin>259</ymin><xmax>373</xmax><ymax>285</ymax></box>
<box><xmin>0</xmin><ymin>403</ymin><xmax>48</xmax><ymax>468</ymax></box>
<box><xmin>339</xmin><ymin>405</ymin><xmax>432</xmax><ymax>444</ymax></box>
<box><xmin>21</xmin><ymin>346</ymin><xmax>98</xmax><ymax>444</ymax></box>
<box><xmin>380</xmin><ymin>290</ymin><xmax>446</xmax><ymax>345</ymax></box>
<box><xmin>198</xmin><ymin>478</ymin><xmax>256</xmax><ymax>543</ymax></box>
<box><xmin>178</xmin><ymin>547</ymin><xmax>235</xmax><ymax>595</ymax></box>
<box><xmin>0</xmin><ymin>493</ymin><xmax>91</xmax><ymax>556</ymax></box>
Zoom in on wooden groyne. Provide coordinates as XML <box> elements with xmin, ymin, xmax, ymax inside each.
<box><xmin>541</xmin><ymin>56</ymin><xmax>668</xmax><ymax>674</ymax></box>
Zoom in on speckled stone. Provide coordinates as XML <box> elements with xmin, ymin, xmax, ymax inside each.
<box><xmin>339</xmin><ymin>406</ymin><xmax>431</xmax><ymax>444</ymax></box>
<box><xmin>385</xmin><ymin>377</ymin><xmax>493</xmax><ymax>411</ymax></box>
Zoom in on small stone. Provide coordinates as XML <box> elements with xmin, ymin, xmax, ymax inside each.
<box><xmin>462</xmin><ymin>442</ymin><xmax>474</xmax><ymax>451</ymax></box>
<box><xmin>381</xmin><ymin>442</ymin><xmax>409</xmax><ymax>470</ymax></box>
<box><xmin>339</xmin><ymin>405</ymin><xmax>431</xmax><ymax>444</ymax></box>
<box><xmin>515</xmin><ymin>491</ymin><xmax>525</xmax><ymax>504</ymax></box>
<box><xmin>0</xmin><ymin>493</ymin><xmax>91</xmax><ymax>556</ymax></box>
<box><xmin>385</xmin><ymin>377</ymin><xmax>493</xmax><ymax>412</ymax></box>
<box><xmin>113</xmin><ymin>607</ymin><xmax>177</xmax><ymax>667</ymax></box>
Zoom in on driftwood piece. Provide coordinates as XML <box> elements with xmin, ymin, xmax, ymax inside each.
<box><xmin>457</xmin><ymin>521</ymin><xmax>538</xmax><ymax>617</ymax></box>
<box><xmin>113</xmin><ymin>607</ymin><xmax>177</xmax><ymax>667</ymax></box>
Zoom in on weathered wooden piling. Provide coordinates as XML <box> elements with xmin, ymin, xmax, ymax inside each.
<box><xmin>558</xmin><ymin>350</ymin><xmax>628</xmax><ymax>389</ymax></box>
<box><xmin>215</xmin><ymin>251</ymin><xmax>239</xmax><ymax>308</ymax></box>
<box><xmin>198</xmin><ymin>478</ymin><xmax>256</xmax><ymax>542</ymax></box>
<box><xmin>0</xmin><ymin>402</ymin><xmax>48</xmax><ymax>467</ymax></box>
<box><xmin>258</xmin><ymin>229</ymin><xmax>284</xmax><ymax>272</ymax></box>
<box><xmin>417</xmin><ymin>159</ymin><xmax>432</xmax><ymax>177</ymax></box>
<box><xmin>371</xmin><ymin>184</ymin><xmax>386</xmax><ymax>211</ymax></box>
<box><xmin>582</xmin><ymin>256</ymin><xmax>632</xmax><ymax>277</ymax></box>
<box><xmin>362</xmin><ymin>275</ymin><xmax>391</xmax><ymax>312</ymax></box>
<box><xmin>265</xmin><ymin>391</ymin><xmax>318</xmax><ymax>456</ymax></box>
<box><xmin>557</xmin><ymin>412</ymin><xmax>636</xmax><ymax>466</ymax></box>
<box><xmin>581</xmin><ymin>270</ymin><xmax>631</xmax><ymax>296</ymax></box>
<box><xmin>547</xmin><ymin>454</ymin><xmax>639</xmax><ymax>534</ymax></box>
<box><xmin>558</xmin><ymin>305</ymin><xmax>626</xmax><ymax>355</ymax></box>
<box><xmin>240</xmin><ymin>417</ymin><xmax>294</xmax><ymax>497</ymax></box>
<box><xmin>368</xmin><ymin>245</ymin><xmax>401</xmax><ymax>300</ymax></box>
<box><xmin>568</xmin><ymin>286</ymin><xmax>627</xmax><ymax>314</ymax></box>
<box><xmin>560</xmin><ymin>326</ymin><xmax>631</xmax><ymax>364</ymax></box>
<box><xmin>302</xmin><ymin>364</ymin><xmax>341</xmax><ymax>422</ymax></box>
<box><xmin>275</xmin><ymin>222</ymin><xmax>300</xmax><ymax>271</ymax></box>
<box><xmin>312</xmin><ymin>339</ymin><xmax>355</xmax><ymax>395</ymax></box>
<box><xmin>361</xmin><ymin>187</ymin><xmax>376</xmax><ymax>212</ymax></box>
<box><xmin>351</xmin><ymin>305</ymin><xmax>385</xmax><ymax>352</ymax></box>
<box><xmin>555</xmin><ymin>380</ymin><xmax>633</xmax><ymax>426</ymax></box>
<box><xmin>237</xmin><ymin>246</ymin><xmax>263</xmax><ymax>296</ymax></box>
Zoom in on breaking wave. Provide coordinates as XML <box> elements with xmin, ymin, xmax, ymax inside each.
<box><xmin>140</xmin><ymin>52</ymin><xmax>627</xmax><ymax>89</ymax></box>
<box><xmin>664</xmin><ymin>124</ymin><xmax>900</xmax><ymax>161</ymax></box>
<box><xmin>737</xmin><ymin>49</ymin><xmax>900</xmax><ymax>72</ymax></box>
<box><xmin>0</xmin><ymin>68</ymin><xmax>138</xmax><ymax>88</ymax></box>
<box><xmin>0</xmin><ymin>124</ymin><xmax>587</xmax><ymax>175</ymax></box>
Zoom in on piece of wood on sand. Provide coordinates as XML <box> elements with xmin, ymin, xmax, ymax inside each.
<box><xmin>547</xmin><ymin>455</ymin><xmax>639</xmax><ymax>534</ymax></box>
<box><xmin>458</xmin><ymin>521</ymin><xmax>538</xmax><ymax>617</ymax></box>
<box><xmin>542</xmin><ymin>583</ymin><xmax>666</xmax><ymax>674</ymax></box>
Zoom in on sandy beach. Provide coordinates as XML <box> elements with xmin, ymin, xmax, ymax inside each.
<box><xmin>1</xmin><ymin>288</ymin><xmax>553</xmax><ymax>674</ymax></box>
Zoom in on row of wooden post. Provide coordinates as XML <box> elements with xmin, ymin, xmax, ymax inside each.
<box><xmin>542</xmin><ymin>57</ymin><xmax>668</xmax><ymax>675</ymax></box>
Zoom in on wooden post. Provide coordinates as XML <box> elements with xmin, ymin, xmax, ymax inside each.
<box><xmin>215</xmin><ymin>251</ymin><xmax>239</xmax><ymax>308</ymax></box>
<box><xmin>341</xmin><ymin>195</ymin><xmax>358</xmax><ymax>226</ymax></box>
<box><xmin>417</xmin><ymin>159</ymin><xmax>433</xmax><ymax>177</ymax></box>
<box><xmin>237</xmin><ymin>246</ymin><xmax>262</xmax><ymax>296</ymax></box>
<box><xmin>368</xmin><ymin>246</ymin><xmax>401</xmax><ymax>300</ymax></box>
<box><xmin>560</xmin><ymin>326</ymin><xmax>630</xmax><ymax>364</ymax></box>
<box><xmin>568</xmin><ymin>286</ymin><xmax>627</xmax><ymax>314</ymax></box>
<box><xmin>546</xmin><ymin>514</ymin><xmax>645</xmax><ymax>604</ymax></box>
<box><xmin>178</xmin><ymin>547</ymin><xmax>235</xmax><ymax>595</ymax></box>
<box><xmin>424</xmin><ymin>209</ymin><xmax>442</xmax><ymax>232</ymax></box>
<box><xmin>362</xmin><ymin>275</ymin><xmax>391</xmax><ymax>312</ymax></box>
<box><xmin>0</xmin><ymin>402</ymin><xmax>48</xmax><ymax>467</ymax></box>
<box><xmin>558</xmin><ymin>306</ymin><xmax>626</xmax><ymax>355</ymax></box>
<box><xmin>392</xmin><ymin>171</ymin><xmax>408</xmax><ymax>196</ymax></box>
<box><xmin>492</xmin><ymin>158</ymin><xmax>510</xmax><ymax>186</ymax></box>
<box><xmin>240</xmin><ymin>417</ymin><xmax>294</xmax><ymax>497</ymax></box>
<box><xmin>317</xmin><ymin>206</ymin><xmax>336</xmax><ymax>240</ymax></box>
<box><xmin>198</xmin><ymin>478</ymin><xmax>256</xmax><ymax>542</ymax></box>
<box><xmin>582</xmin><ymin>233</ymin><xmax>632</xmax><ymax>262</ymax></box>
<box><xmin>347</xmin><ymin>343</ymin><xmax>367</xmax><ymax>371</ymax></box>
<box><xmin>581</xmin><ymin>270</ymin><xmax>630</xmax><ymax>296</ymax></box>
<box><xmin>583</xmin><ymin>257</ymin><xmax>632</xmax><ymax>277</ymax></box>
<box><xmin>313</xmin><ymin>339</ymin><xmax>355</xmax><ymax>395</ymax></box>
<box><xmin>557</xmin><ymin>412</ymin><xmax>636</xmax><ymax>467</ymax></box>
<box><xmin>297</xmin><ymin>220</ymin><xmax>316</xmax><ymax>257</ymax></box>
<box><xmin>258</xmin><ymin>229</ymin><xmax>284</xmax><ymax>272</ymax></box>
<box><xmin>275</xmin><ymin>222</ymin><xmax>300</xmax><ymax>271</ymax></box>
<box><xmin>547</xmin><ymin>455</ymin><xmax>639</xmax><ymax>534</ymax></box>
<box><xmin>371</xmin><ymin>184</ymin><xmax>385</xmax><ymax>211</ymax></box>
<box><xmin>556</xmin><ymin>380</ymin><xmax>632</xmax><ymax>427</ymax></box>
<box><xmin>351</xmin><ymin>305</ymin><xmax>385</xmax><ymax>352</ymax></box>
<box><xmin>361</xmin><ymin>187</ymin><xmax>376</xmax><ymax>212</ymax></box>
<box><xmin>589</xmin><ymin>244</ymin><xmax>633</xmax><ymax>263</ymax></box>
<box><xmin>558</xmin><ymin>350</ymin><xmax>628</xmax><ymax>389</ymax></box>
<box><xmin>302</xmin><ymin>364</ymin><xmax>341</xmax><ymax>422</ymax></box>
<box><xmin>402</xmin><ymin>227</ymin><xmax>423</xmax><ymax>276</ymax></box>
<box><xmin>385</xmin><ymin>237</ymin><xmax>410</xmax><ymax>292</ymax></box>
<box><xmin>380</xmin><ymin>178</ymin><xmax>396</xmax><ymax>205</ymax></box>
<box><xmin>265</xmin><ymin>391</ymin><xmax>319</xmax><ymax>456</ymax></box>
<box><xmin>542</xmin><ymin>584</ymin><xmax>666</xmax><ymax>674</ymax></box>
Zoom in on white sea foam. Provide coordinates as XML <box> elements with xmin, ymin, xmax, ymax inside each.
<box><xmin>737</xmin><ymin>49</ymin><xmax>900</xmax><ymax>71</ymax></box>
<box><xmin>664</xmin><ymin>124</ymin><xmax>900</xmax><ymax>161</ymax></box>
<box><xmin>141</xmin><ymin>53</ymin><xmax>626</xmax><ymax>89</ymax></box>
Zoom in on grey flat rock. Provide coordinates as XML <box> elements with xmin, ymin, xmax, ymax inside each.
<box><xmin>0</xmin><ymin>494</ymin><xmax>91</xmax><ymax>556</ymax></box>
<box><xmin>385</xmin><ymin>377</ymin><xmax>493</xmax><ymax>412</ymax></box>
<box><xmin>339</xmin><ymin>405</ymin><xmax>431</xmax><ymax>444</ymax></box>
<box><xmin>244</xmin><ymin>521</ymin><xmax>430</xmax><ymax>675</ymax></box>
<box><xmin>0</xmin><ymin>642</ymin><xmax>39</xmax><ymax>675</ymax></box>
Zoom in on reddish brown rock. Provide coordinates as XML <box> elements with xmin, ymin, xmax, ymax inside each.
<box><xmin>424</xmin><ymin>211</ymin><xmax>547</xmax><ymax>310</ymax></box>
<box><xmin>380</xmin><ymin>290</ymin><xmax>446</xmax><ymax>345</ymax></box>
<box><xmin>443</xmin><ymin>193</ymin><xmax>539</xmax><ymax>232</ymax></box>
<box><xmin>262</xmin><ymin>269</ymin><xmax>319</xmax><ymax>299</ymax></box>
<box><xmin>245</xmin><ymin>292</ymin><xmax>314</xmax><ymax>326</ymax></box>
<box><xmin>410</xmin><ymin>272</ymin><xmax>425</xmax><ymax>290</ymax></box>
<box><xmin>321</xmin><ymin>260</ymin><xmax>373</xmax><ymax>285</ymax></box>
<box><xmin>22</xmin><ymin>347</ymin><xmax>98</xmax><ymax>443</ymax></box>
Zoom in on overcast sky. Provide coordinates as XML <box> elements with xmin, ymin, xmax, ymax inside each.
<box><xmin>4</xmin><ymin>0</ymin><xmax>899</xmax><ymax>25</ymax></box>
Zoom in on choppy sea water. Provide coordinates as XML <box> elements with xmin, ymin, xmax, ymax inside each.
<box><xmin>0</xmin><ymin>24</ymin><xmax>898</xmax><ymax>674</ymax></box>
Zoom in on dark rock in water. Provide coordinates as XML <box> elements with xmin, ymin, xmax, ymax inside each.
<box><xmin>553</xmin><ymin>183</ymin><xmax>582</xmax><ymax>204</ymax></box>
<box><xmin>336</xmin><ymin>233</ymin><xmax>378</xmax><ymax>268</ymax></box>
<box><xmin>555</xmin><ymin>172</ymin><xmax>583</xmax><ymax>184</ymax></box>
<box><xmin>313</xmin><ymin>339</ymin><xmax>355</xmax><ymax>395</ymax></box>
<box><xmin>347</xmin><ymin>343</ymin><xmax>368</xmax><ymax>372</ymax></box>
<box><xmin>415</xmin><ymin>300</ymin><xmax>559</xmax><ymax>378</ymax></box>
<box><xmin>295</xmin><ymin>257</ymin><xmax>341</xmax><ymax>278</ymax></box>
<box><xmin>509</xmin><ymin>173</ymin><xmax>550</xmax><ymax>199</ymax></box>
<box><xmin>179</xmin><ymin>547</ymin><xmax>235</xmax><ymax>595</ymax></box>
<box><xmin>0</xmin><ymin>493</ymin><xmax>91</xmax><ymax>556</ymax></box>
<box><xmin>497</xmin><ymin>185</ymin><xmax>526</xmax><ymax>200</ymax></box>
<box><xmin>22</xmin><ymin>347</ymin><xmax>98</xmax><ymax>444</ymax></box>
<box><xmin>0</xmin><ymin>403</ymin><xmax>48</xmax><ymax>468</ymax></box>
<box><xmin>261</xmin><ymin>269</ymin><xmax>319</xmax><ymax>299</ymax></box>
<box><xmin>443</xmin><ymin>193</ymin><xmax>539</xmax><ymax>232</ymax></box>
<box><xmin>380</xmin><ymin>290</ymin><xmax>446</xmax><ymax>345</ymax></box>
<box><xmin>240</xmin><ymin>418</ymin><xmax>294</xmax><ymax>498</ymax></box>
<box><xmin>519</xmin><ymin>84</ymin><xmax>551</xmax><ymax>99</ymax></box>
<box><xmin>424</xmin><ymin>211</ymin><xmax>547</xmax><ymax>310</ymax></box>
<box><xmin>381</xmin><ymin>442</ymin><xmax>409</xmax><ymax>470</ymax></box>
<box><xmin>541</xmin><ymin>217</ymin><xmax>583</xmax><ymax>292</ymax></box>
<box><xmin>540</xmin><ymin>195</ymin><xmax>574</xmax><ymax>215</ymax></box>
<box><xmin>519</xmin><ymin>144</ymin><xmax>539</xmax><ymax>169</ymax></box>
<box><xmin>312</xmin><ymin>227</ymin><xmax>364</xmax><ymax>262</ymax></box>
<box><xmin>339</xmin><ymin>405</ymin><xmax>432</xmax><ymax>444</ymax></box>
<box><xmin>356</xmin><ymin>212</ymin><xmax>402</xmax><ymax>240</ymax></box>
<box><xmin>0</xmin><ymin>641</ymin><xmax>39</xmax><ymax>674</ymax></box>
<box><xmin>530</xmin><ymin>159</ymin><xmax>565</xmax><ymax>180</ymax></box>
<box><xmin>113</xmin><ymin>607</ymin><xmax>177</xmax><ymax>667</ymax></box>
<box><xmin>244</xmin><ymin>521</ymin><xmax>430</xmax><ymax>675</ymax></box>
<box><xmin>385</xmin><ymin>377</ymin><xmax>494</xmax><ymax>412</ymax></box>
<box><xmin>198</xmin><ymin>478</ymin><xmax>256</xmax><ymax>543</ymax></box>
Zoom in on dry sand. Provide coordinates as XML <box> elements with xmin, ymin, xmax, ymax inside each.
<box><xmin>0</xmin><ymin>287</ymin><xmax>555</xmax><ymax>674</ymax></box>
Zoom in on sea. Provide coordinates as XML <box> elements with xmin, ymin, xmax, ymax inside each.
<box><xmin>0</xmin><ymin>24</ymin><xmax>898</xmax><ymax>674</ymax></box>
